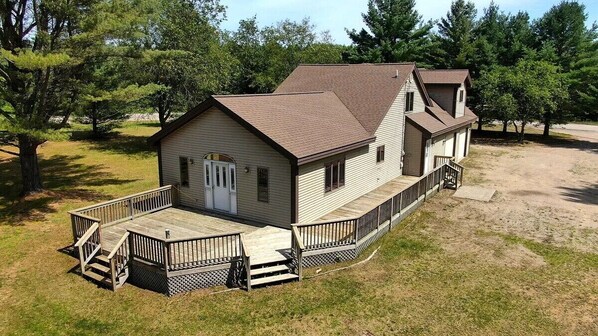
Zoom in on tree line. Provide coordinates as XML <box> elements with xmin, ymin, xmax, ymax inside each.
<box><xmin>1</xmin><ymin>0</ymin><xmax>597</xmax><ymax>195</ymax></box>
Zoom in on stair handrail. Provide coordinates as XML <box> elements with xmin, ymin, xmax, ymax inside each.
<box><xmin>240</xmin><ymin>234</ymin><xmax>251</xmax><ymax>290</ymax></box>
<box><xmin>291</xmin><ymin>226</ymin><xmax>305</xmax><ymax>280</ymax></box>
<box><xmin>107</xmin><ymin>231</ymin><xmax>131</xmax><ymax>291</ymax></box>
<box><xmin>74</xmin><ymin>222</ymin><xmax>101</xmax><ymax>274</ymax></box>
<box><xmin>448</xmin><ymin>160</ymin><xmax>464</xmax><ymax>186</ymax></box>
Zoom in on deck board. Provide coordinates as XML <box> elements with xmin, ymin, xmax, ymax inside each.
<box><xmin>319</xmin><ymin>175</ymin><xmax>420</xmax><ymax>221</ymax></box>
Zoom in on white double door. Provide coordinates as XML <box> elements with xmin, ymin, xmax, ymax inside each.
<box><xmin>204</xmin><ymin>160</ymin><xmax>237</xmax><ymax>214</ymax></box>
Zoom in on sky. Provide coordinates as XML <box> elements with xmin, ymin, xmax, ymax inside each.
<box><xmin>219</xmin><ymin>0</ymin><xmax>598</xmax><ymax>45</ymax></box>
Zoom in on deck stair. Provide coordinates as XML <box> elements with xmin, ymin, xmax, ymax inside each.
<box><xmin>247</xmin><ymin>254</ymin><xmax>298</xmax><ymax>288</ymax></box>
<box><xmin>243</xmin><ymin>226</ymin><xmax>299</xmax><ymax>289</ymax></box>
<box><xmin>82</xmin><ymin>254</ymin><xmax>127</xmax><ymax>290</ymax></box>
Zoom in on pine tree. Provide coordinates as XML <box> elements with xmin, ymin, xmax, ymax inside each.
<box><xmin>344</xmin><ymin>0</ymin><xmax>436</xmax><ymax>64</ymax></box>
<box><xmin>0</xmin><ymin>0</ymin><xmax>155</xmax><ymax>195</ymax></box>
<box><xmin>436</xmin><ymin>0</ymin><xmax>477</xmax><ymax>69</ymax></box>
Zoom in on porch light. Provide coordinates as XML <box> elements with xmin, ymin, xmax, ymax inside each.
<box><xmin>244</xmin><ymin>166</ymin><xmax>250</xmax><ymax>173</ymax></box>
<box><xmin>165</xmin><ymin>229</ymin><xmax>171</xmax><ymax>239</ymax></box>
<box><xmin>189</xmin><ymin>158</ymin><xmax>194</xmax><ymax>164</ymax></box>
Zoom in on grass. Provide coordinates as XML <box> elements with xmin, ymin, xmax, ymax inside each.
<box><xmin>570</xmin><ymin>120</ymin><xmax>598</xmax><ymax>126</ymax></box>
<box><xmin>1</xmin><ymin>123</ymin><xmax>596</xmax><ymax>335</ymax></box>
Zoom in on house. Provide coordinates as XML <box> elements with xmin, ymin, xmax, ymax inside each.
<box><xmin>72</xmin><ymin>63</ymin><xmax>474</xmax><ymax>294</ymax></box>
<box><xmin>147</xmin><ymin>64</ymin><xmax>477</xmax><ymax>229</ymax></box>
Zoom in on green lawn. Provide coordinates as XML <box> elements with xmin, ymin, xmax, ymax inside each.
<box><xmin>0</xmin><ymin>123</ymin><xmax>596</xmax><ymax>335</ymax></box>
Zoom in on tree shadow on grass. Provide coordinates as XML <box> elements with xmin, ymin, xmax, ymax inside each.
<box><xmin>69</xmin><ymin>130</ymin><xmax>156</xmax><ymax>158</ymax></box>
<box><xmin>472</xmin><ymin>129</ymin><xmax>598</xmax><ymax>154</ymax></box>
<box><xmin>559</xmin><ymin>183</ymin><xmax>598</xmax><ymax>206</ymax></box>
<box><xmin>0</xmin><ymin>154</ymin><xmax>137</xmax><ymax>226</ymax></box>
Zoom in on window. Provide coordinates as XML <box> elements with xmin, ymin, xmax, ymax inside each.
<box><xmin>179</xmin><ymin>157</ymin><xmax>189</xmax><ymax>187</ymax></box>
<box><xmin>376</xmin><ymin>145</ymin><xmax>385</xmax><ymax>163</ymax></box>
<box><xmin>459</xmin><ymin>90</ymin><xmax>464</xmax><ymax>102</ymax></box>
<box><xmin>257</xmin><ymin>167</ymin><xmax>269</xmax><ymax>202</ymax></box>
<box><xmin>325</xmin><ymin>158</ymin><xmax>345</xmax><ymax>192</ymax></box>
<box><xmin>230</xmin><ymin>166</ymin><xmax>236</xmax><ymax>191</ymax></box>
<box><xmin>405</xmin><ymin>92</ymin><xmax>415</xmax><ymax>112</ymax></box>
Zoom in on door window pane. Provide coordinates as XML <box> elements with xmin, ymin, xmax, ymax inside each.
<box><xmin>222</xmin><ymin>166</ymin><xmax>227</xmax><ymax>188</ymax></box>
<box><xmin>216</xmin><ymin>166</ymin><xmax>220</xmax><ymax>187</ymax></box>
<box><xmin>230</xmin><ymin>167</ymin><xmax>236</xmax><ymax>191</ymax></box>
<box><xmin>205</xmin><ymin>164</ymin><xmax>210</xmax><ymax>186</ymax></box>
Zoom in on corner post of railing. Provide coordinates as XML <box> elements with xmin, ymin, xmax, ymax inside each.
<box><xmin>163</xmin><ymin>241</ymin><xmax>170</xmax><ymax>276</ymax></box>
<box><xmin>376</xmin><ymin>205</ymin><xmax>381</xmax><ymax>230</ymax></box>
<box><xmin>353</xmin><ymin>218</ymin><xmax>359</xmax><ymax>244</ymax></box>
<box><xmin>70</xmin><ymin>214</ymin><xmax>77</xmax><ymax>245</ymax></box>
<box><xmin>128</xmin><ymin>232</ymin><xmax>135</xmax><ymax>264</ymax></box>
<box><xmin>424</xmin><ymin>174</ymin><xmax>429</xmax><ymax>201</ymax></box>
<box><xmin>459</xmin><ymin>167</ymin><xmax>464</xmax><ymax>187</ymax></box>
<box><xmin>398</xmin><ymin>191</ymin><xmax>403</xmax><ymax>217</ymax></box>
<box><xmin>128</xmin><ymin>198</ymin><xmax>134</xmax><ymax>220</ymax></box>
<box><xmin>389</xmin><ymin>197</ymin><xmax>394</xmax><ymax>229</ymax></box>
<box><xmin>110</xmin><ymin>257</ymin><xmax>117</xmax><ymax>291</ymax></box>
<box><xmin>78</xmin><ymin>244</ymin><xmax>86</xmax><ymax>274</ymax></box>
<box><xmin>97</xmin><ymin>220</ymin><xmax>104</xmax><ymax>248</ymax></box>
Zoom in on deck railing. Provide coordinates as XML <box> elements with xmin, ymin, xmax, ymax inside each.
<box><xmin>107</xmin><ymin>232</ymin><xmax>130</xmax><ymax>291</ymax></box>
<box><xmin>74</xmin><ymin>222</ymin><xmax>101</xmax><ymax>274</ymax></box>
<box><xmin>434</xmin><ymin>155</ymin><xmax>454</xmax><ymax>168</ymax></box>
<box><xmin>69</xmin><ymin>185</ymin><xmax>175</xmax><ymax>244</ymax></box>
<box><xmin>128</xmin><ymin>229</ymin><xmax>243</xmax><ymax>273</ymax></box>
<box><xmin>448</xmin><ymin>160</ymin><xmax>464</xmax><ymax>186</ymax></box>
<box><xmin>291</xmin><ymin>163</ymin><xmax>456</xmax><ymax>255</ymax></box>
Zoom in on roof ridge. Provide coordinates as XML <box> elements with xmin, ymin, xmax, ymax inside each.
<box><xmin>297</xmin><ymin>62</ymin><xmax>416</xmax><ymax>67</ymax></box>
<box><xmin>213</xmin><ymin>91</ymin><xmax>327</xmax><ymax>98</ymax></box>
<box><xmin>419</xmin><ymin>68</ymin><xmax>469</xmax><ymax>71</ymax></box>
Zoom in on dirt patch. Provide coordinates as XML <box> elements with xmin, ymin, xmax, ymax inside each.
<box><xmin>443</xmin><ymin>137</ymin><xmax>598</xmax><ymax>253</ymax></box>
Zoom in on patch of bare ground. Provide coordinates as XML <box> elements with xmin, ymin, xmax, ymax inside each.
<box><xmin>448</xmin><ymin>139</ymin><xmax>598</xmax><ymax>253</ymax></box>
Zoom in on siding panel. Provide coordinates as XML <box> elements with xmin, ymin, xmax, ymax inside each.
<box><xmin>160</xmin><ymin>107</ymin><xmax>292</xmax><ymax>227</ymax></box>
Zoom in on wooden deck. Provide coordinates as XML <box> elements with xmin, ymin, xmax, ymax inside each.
<box><xmin>319</xmin><ymin>175</ymin><xmax>420</xmax><ymax>221</ymax></box>
<box><xmin>102</xmin><ymin>208</ymin><xmax>291</xmax><ymax>264</ymax></box>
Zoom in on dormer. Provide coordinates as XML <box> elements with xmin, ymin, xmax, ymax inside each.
<box><xmin>418</xmin><ymin>69</ymin><xmax>472</xmax><ymax>118</ymax></box>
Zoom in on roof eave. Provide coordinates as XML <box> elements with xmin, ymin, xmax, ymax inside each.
<box><xmin>297</xmin><ymin>136</ymin><xmax>376</xmax><ymax>165</ymax></box>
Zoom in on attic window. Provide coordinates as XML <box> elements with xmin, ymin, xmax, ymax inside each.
<box><xmin>459</xmin><ymin>90</ymin><xmax>464</xmax><ymax>103</ymax></box>
<box><xmin>405</xmin><ymin>92</ymin><xmax>414</xmax><ymax>112</ymax></box>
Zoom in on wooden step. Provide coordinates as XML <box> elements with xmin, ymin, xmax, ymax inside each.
<box><xmin>82</xmin><ymin>270</ymin><xmax>112</xmax><ymax>286</ymax></box>
<box><xmin>96</xmin><ymin>255</ymin><xmax>110</xmax><ymax>264</ymax></box>
<box><xmin>251</xmin><ymin>254</ymin><xmax>291</xmax><ymax>266</ymax></box>
<box><xmin>251</xmin><ymin>273</ymin><xmax>298</xmax><ymax>287</ymax></box>
<box><xmin>250</xmin><ymin>264</ymin><xmax>289</xmax><ymax>277</ymax></box>
<box><xmin>89</xmin><ymin>262</ymin><xmax>110</xmax><ymax>274</ymax></box>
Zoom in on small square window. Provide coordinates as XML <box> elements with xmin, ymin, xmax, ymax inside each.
<box><xmin>376</xmin><ymin>145</ymin><xmax>385</xmax><ymax>163</ymax></box>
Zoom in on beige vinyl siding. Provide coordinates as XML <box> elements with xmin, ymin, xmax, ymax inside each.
<box><xmin>405</xmin><ymin>73</ymin><xmax>426</xmax><ymax>114</ymax></box>
<box><xmin>160</xmin><ymin>107</ymin><xmax>292</xmax><ymax>227</ymax></box>
<box><xmin>465</xmin><ymin>127</ymin><xmax>472</xmax><ymax>156</ymax></box>
<box><xmin>429</xmin><ymin>133</ymin><xmax>451</xmax><ymax>169</ymax></box>
<box><xmin>445</xmin><ymin>134</ymin><xmax>455</xmax><ymax>157</ymax></box>
<box><xmin>427</xmin><ymin>85</ymin><xmax>456</xmax><ymax>116</ymax></box>
<box><xmin>455</xmin><ymin>128</ymin><xmax>467</xmax><ymax>162</ymax></box>
<box><xmin>455</xmin><ymin>83</ymin><xmax>466</xmax><ymax>117</ymax></box>
<box><xmin>297</xmin><ymin>74</ymin><xmax>418</xmax><ymax>222</ymax></box>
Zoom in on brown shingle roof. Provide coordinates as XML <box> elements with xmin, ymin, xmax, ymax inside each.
<box><xmin>148</xmin><ymin>92</ymin><xmax>375</xmax><ymax>164</ymax></box>
<box><xmin>419</xmin><ymin>69</ymin><xmax>472</xmax><ymax>86</ymax></box>
<box><xmin>408</xmin><ymin>104</ymin><xmax>478</xmax><ymax>138</ymax></box>
<box><xmin>275</xmin><ymin>63</ymin><xmax>431</xmax><ymax>134</ymax></box>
